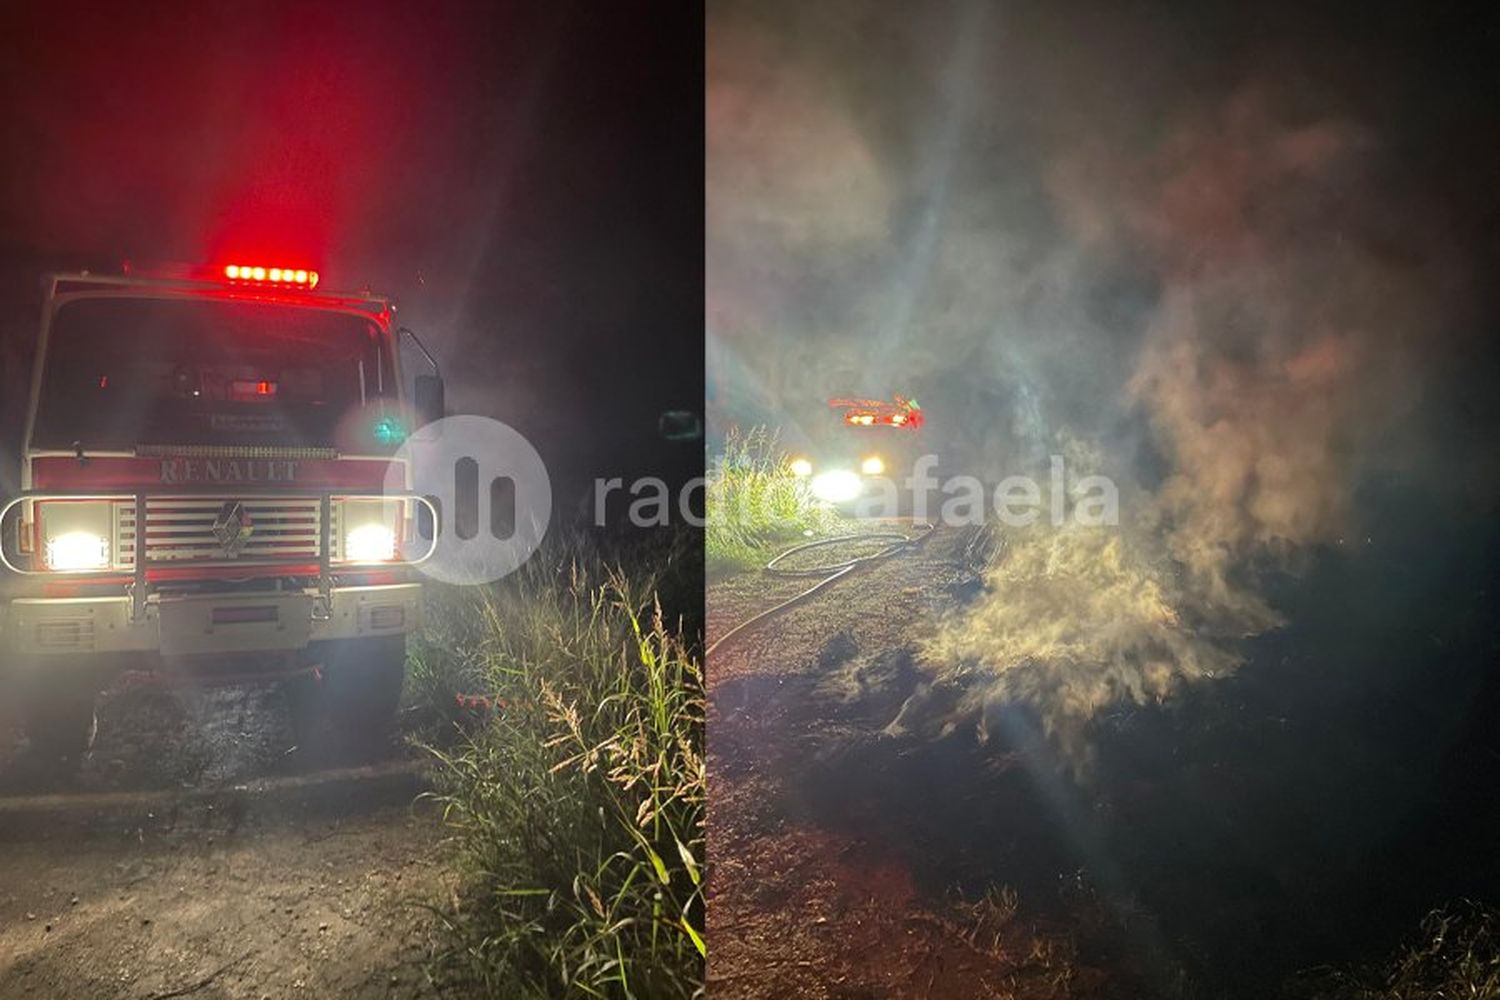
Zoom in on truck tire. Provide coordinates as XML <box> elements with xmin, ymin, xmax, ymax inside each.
<box><xmin>318</xmin><ymin>636</ymin><xmax>408</xmax><ymax>735</ymax></box>
<box><xmin>22</xmin><ymin>681</ymin><xmax>98</xmax><ymax>763</ymax></box>
<box><xmin>289</xmin><ymin>632</ymin><xmax>408</xmax><ymax>743</ymax></box>
<box><xmin>285</xmin><ymin>637</ymin><xmax>407</xmax><ymax>758</ymax></box>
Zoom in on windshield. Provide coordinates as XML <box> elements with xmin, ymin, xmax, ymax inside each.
<box><xmin>32</xmin><ymin>296</ymin><xmax>399</xmax><ymax>452</ymax></box>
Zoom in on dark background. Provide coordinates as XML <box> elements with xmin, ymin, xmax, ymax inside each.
<box><xmin>0</xmin><ymin>1</ymin><xmax>704</xmax><ymax>512</ymax></box>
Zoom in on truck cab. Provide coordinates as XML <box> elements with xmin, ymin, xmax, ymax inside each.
<box><xmin>0</xmin><ymin>263</ymin><xmax>441</xmax><ymax>759</ymax></box>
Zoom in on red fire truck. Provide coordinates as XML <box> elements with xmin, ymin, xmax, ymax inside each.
<box><xmin>0</xmin><ymin>262</ymin><xmax>443</xmax><ymax>759</ymax></box>
<box><xmin>784</xmin><ymin>396</ymin><xmax>926</xmax><ymax>505</ymax></box>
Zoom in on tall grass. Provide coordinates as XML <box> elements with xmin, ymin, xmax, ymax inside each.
<box><xmin>416</xmin><ymin>531</ymin><xmax>704</xmax><ymax>998</ymax></box>
<box><xmin>706</xmin><ymin>426</ymin><xmax>841</xmax><ymax>573</ymax></box>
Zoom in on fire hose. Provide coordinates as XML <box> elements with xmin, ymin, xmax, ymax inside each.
<box><xmin>706</xmin><ymin>521</ymin><xmax>936</xmax><ymax>658</ymax></box>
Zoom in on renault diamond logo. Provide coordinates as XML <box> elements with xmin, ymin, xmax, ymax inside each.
<box><xmin>211</xmin><ymin>501</ymin><xmax>254</xmax><ymax>556</ymax></box>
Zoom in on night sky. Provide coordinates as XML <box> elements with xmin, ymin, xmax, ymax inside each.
<box><xmin>0</xmin><ymin>1</ymin><xmax>704</xmax><ymax>507</ymax></box>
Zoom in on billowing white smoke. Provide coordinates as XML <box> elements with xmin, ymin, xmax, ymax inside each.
<box><xmin>921</xmin><ymin>91</ymin><xmax>1442</xmax><ymax>762</ymax></box>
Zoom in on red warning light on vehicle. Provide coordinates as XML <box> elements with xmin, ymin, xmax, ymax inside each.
<box><xmin>223</xmin><ymin>263</ymin><xmax>319</xmax><ymax>288</ymax></box>
<box><xmin>828</xmin><ymin>395</ymin><xmax>924</xmax><ymax>430</ymax></box>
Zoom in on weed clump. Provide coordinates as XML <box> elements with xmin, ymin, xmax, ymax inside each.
<box><xmin>418</xmin><ymin>534</ymin><xmax>704</xmax><ymax>998</ymax></box>
<box><xmin>706</xmin><ymin>426</ymin><xmax>841</xmax><ymax>574</ymax></box>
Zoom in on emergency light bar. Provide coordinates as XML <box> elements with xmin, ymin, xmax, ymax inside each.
<box><xmin>829</xmin><ymin>395</ymin><xmax>924</xmax><ymax>430</ymax></box>
<box><xmin>223</xmin><ymin>264</ymin><xmax>319</xmax><ymax>288</ymax></box>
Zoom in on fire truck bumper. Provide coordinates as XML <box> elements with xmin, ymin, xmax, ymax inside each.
<box><xmin>1</xmin><ymin>583</ymin><xmax>423</xmax><ymax>658</ymax></box>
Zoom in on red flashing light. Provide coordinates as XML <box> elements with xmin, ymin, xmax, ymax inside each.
<box><xmin>830</xmin><ymin>395</ymin><xmax>924</xmax><ymax>430</ymax></box>
<box><xmin>223</xmin><ymin>263</ymin><xmax>319</xmax><ymax>288</ymax></box>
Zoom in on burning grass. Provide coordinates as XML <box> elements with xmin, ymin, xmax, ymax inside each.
<box><xmin>915</xmin><ymin>515</ymin><xmax>1245</xmax><ymax>772</ymax></box>
<box><xmin>706</xmin><ymin>426</ymin><xmax>843</xmax><ymax>574</ymax></box>
<box><xmin>412</xmin><ymin>530</ymin><xmax>704</xmax><ymax>998</ymax></box>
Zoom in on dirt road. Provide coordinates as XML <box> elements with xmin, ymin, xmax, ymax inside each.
<box><xmin>706</xmin><ymin>525</ymin><xmax>1101</xmax><ymax>999</ymax></box>
<box><xmin>0</xmin><ymin>807</ymin><xmax>453</xmax><ymax>999</ymax></box>
<box><xmin>0</xmin><ymin>677</ymin><xmax>464</xmax><ymax>999</ymax></box>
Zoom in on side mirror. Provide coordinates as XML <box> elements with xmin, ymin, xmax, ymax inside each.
<box><xmin>414</xmin><ymin>374</ymin><xmax>446</xmax><ymax>427</ymax></box>
<box><xmin>399</xmin><ymin>327</ymin><xmax>445</xmax><ymax>429</ymax></box>
<box><xmin>659</xmin><ymin>410</ymin><xmax>702</xmax><ymax>442</ymax></box>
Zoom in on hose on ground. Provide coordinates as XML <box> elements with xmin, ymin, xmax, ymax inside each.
<box><xmin>706</xmin><ymin>522</ymin><xmax>935</xmax><ymax>659</ymax></box>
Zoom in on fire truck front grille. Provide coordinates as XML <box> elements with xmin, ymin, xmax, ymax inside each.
<box><xmin>115</xmin><ymin>498</ymin><xmax>323</xmax><ymax>566</ymax></box>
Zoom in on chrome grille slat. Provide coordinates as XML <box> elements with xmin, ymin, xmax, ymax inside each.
<box><xmin>114</xmin><ymin>497</ymin><xmax>327</xmax><ymax>565</ymax></box>
<box><xmin>118</xmin><ymin>526</ymin><xmax>318</xmax><ymax>537</ymax></box>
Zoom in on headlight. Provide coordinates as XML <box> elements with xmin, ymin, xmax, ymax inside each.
<box><xmin>789</xmin><ymin>457</ymin><xmax>813</xmax><ymax>478</ymax></box>
<box><xmin>810</xmin><ymin>470</ymin><xmax>863</xmax><ymax>503</ymax></box>
<box><xmin>860</xmin><ymin>455</ymin><xmax>885</xmax><ymax>476</ymax></box>
<box><xmin>339</xmin><ymin>499</ymin><xmax>400</xmax><ymax>562</ymax></box>
<box><xmin>345</xmin><ymin>524</ymin><xmax>397</xmax><ymax>562</ymax></box>
<box><xmin>46</xmin><ymin>531</ymin><xmax>111</xmax><ymax>571</ymax></box>
<box><xmin>39</xmin><ymin>501</ymin><xmax>114</xmax><ymax>571</ymax></box>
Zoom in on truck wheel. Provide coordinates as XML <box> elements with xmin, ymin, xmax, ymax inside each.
<box><xmin>23</xmin><ymin>683</ymin><xmax>98</xmax><ymax>762</ymax></box>
<box><xmin>320</xmin><ymin>636</ymin><xmax>408</xmax><ymax>735</ymax></box>
<box><xmin>285</xmin><ymin>637</ymin><xmax>407</xmax><ymax>757</ymax></box>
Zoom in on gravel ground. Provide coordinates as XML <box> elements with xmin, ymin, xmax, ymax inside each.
<box><xmin>0</xmin><ymin>809</ymin><xmax>457</xmax><ymax>999</ymax></box>
<box><xmin>0</xmin><ymin>669</ymin><xmax>468</xmax><ymax>998</ymax></box>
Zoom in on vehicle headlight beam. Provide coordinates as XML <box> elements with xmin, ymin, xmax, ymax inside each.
<box><xmin>810</xmin><ymin>470</ymin><xmax>863</xmax><ymax>504</ymax></box>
